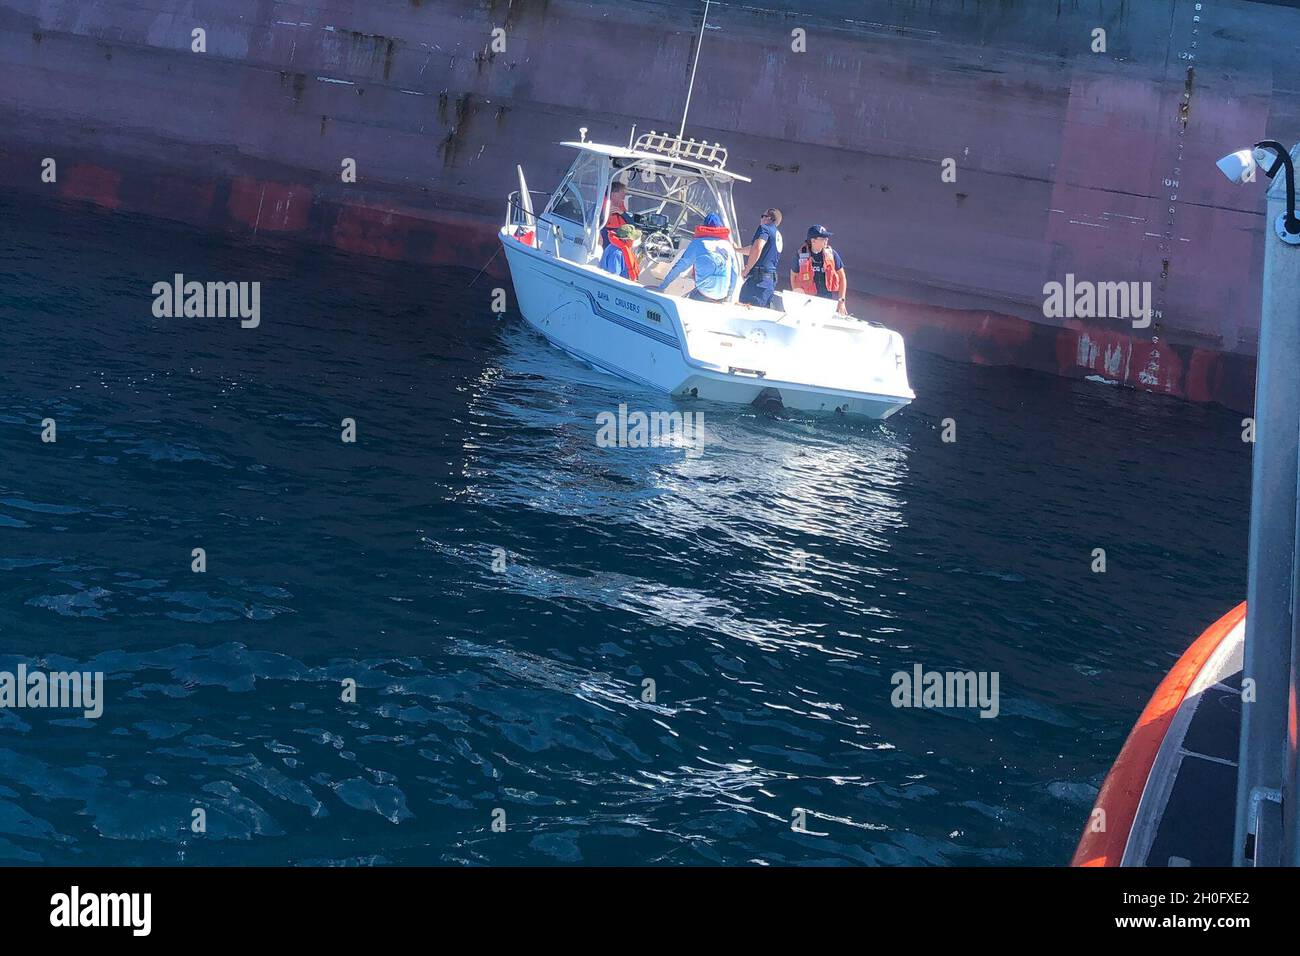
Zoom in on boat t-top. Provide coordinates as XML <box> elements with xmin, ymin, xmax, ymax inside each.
<box><xmin>499</xmin><ymin>129</ymin><xmax>915</xmax><ymax>419</ymax></box>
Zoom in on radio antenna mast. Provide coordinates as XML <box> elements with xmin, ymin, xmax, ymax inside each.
<box><xmin>678</xmin><ymin>0</ymin><xmax>711</xmax><ymax>138</ymax></box>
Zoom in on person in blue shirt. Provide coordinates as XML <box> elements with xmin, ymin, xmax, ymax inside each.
<box><xmin>658</xmin><ymin>213</ymin><xmax>740</xmax><ymax>303</ymax></box>
<box><xmin>600</xmin><ymin>224</ymin><xmax>642</xmax><ymax>280</ymax></box>
<box><xmin>737</xmin><ymin>208</ymin><xmax>783</xmax><ymax>308</ymax></box>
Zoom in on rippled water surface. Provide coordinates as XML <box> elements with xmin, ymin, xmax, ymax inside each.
<box><xmin>0</xmin><ymin>196</ymin><xmax>1251</xmax><ymax>864</ymax></box>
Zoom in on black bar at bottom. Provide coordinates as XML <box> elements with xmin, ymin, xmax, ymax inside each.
<box><xmin>0</xmin><ymin>866</ymin><xmax>1276</xmax><ymax>940</ymax></box>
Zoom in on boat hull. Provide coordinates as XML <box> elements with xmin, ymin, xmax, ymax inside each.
<box><xmin>500</xmin><ymin>234</ymin><xmax>914</xmax><ymax>419</ymax></box>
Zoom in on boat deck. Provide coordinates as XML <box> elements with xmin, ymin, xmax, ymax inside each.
<box><xmin>1129</xmin><ymin>664</ymin><xmax>1241</xmax><ymax>866</ymax></box>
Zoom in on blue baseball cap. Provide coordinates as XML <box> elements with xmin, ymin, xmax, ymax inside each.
<box><xmin>703</xmin><ymin>212</ymin><xmax>724</xmax><ymax>227</ymax></box>
<box><xmin>807</xmin><ymin>224</ymin><xmax>833</xmax><ymax>239</ymax></box>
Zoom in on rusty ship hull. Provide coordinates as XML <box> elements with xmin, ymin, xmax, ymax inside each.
<box><xmin>2</xmin><ymin>0</ymin><xmax>1295</xmax><ymax>410</ymax></box>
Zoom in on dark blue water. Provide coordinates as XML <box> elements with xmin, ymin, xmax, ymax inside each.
<box><xmin>0</xmin><ymin>195</ymin><xmax>1251</xmax><ymax>865</ymax></box>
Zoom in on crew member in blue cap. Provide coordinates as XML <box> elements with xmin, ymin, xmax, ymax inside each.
<box><xmin>736</xmin><ymin>208</ymin><xmax>783</xmax><ymax>308</ymax></box>
<box><xmin>658</xmin><ymin>212</ymin><xmax>740</xmax><ymax>303</ymax></box>
<box><xmin>790</xmin><ymin>224</ymin><xmax>847</xmax><ymax>314</ymax></box>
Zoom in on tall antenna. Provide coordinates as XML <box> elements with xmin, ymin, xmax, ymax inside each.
<box><xmin>678</xmin><ymin>0</ymin><xmax>711</xmax><ymax>138</ymax></box>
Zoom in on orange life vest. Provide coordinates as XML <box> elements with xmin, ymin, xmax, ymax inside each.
<box><xmin>793</xmin><ymin>243</ymin><xmax>842</xmax><ymax>294</ymax></box>
<box><xmin>608</xmin><ymin>235</ymin><xmax>640</xmax><ymax>282</ymax></box>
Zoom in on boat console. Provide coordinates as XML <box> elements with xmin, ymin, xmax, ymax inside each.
<box><xmin>624</xmin><ymin>211</ymin><xmax>671</xmax><ymax>233</ymax></box>
<box><xmin>623</xmin><ymin>211</ymin><xmax>678</xmax><ymax>266</ymax></box>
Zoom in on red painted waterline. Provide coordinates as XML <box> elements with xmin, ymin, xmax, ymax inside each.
<box><xmin>1071</xmin><ymin>601</ymin><xmax>1247</xmax><ymax>867</ymax></box>
<box><xmin>0</xmin><ymin>151</ymin><xmax>1259</xmax><ymax>411</ymax></box>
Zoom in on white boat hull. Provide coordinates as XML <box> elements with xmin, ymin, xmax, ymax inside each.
<box><xmin>500</xmin><ymin>230</ymin><xmax>915</xmax><ymax>420</ymax></box>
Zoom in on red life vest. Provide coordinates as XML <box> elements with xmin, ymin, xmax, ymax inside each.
<box><xmin>608</xmin><ymin>235</ymin><xmax>641</xmax><ymax>282</ymax></box>
<box><xmin>694</xmin><ymin>224</ymin><xmax>731</xmax><ymax>241</ymax></box>
<box><xmin>793</xmin><ymin>243</ymin><xmax>842</xmax><ymax>294</ymax></box>
<box><xmin>602</xmin><ymin>210</ymin><xmax>627</xmax><ymax>246</ymax></box>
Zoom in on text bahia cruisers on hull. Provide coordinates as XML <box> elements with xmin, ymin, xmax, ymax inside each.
<box><xmin>500</xmin><ymin>131</ymin><xmax>915</xmax><ymax>420</ymax></box>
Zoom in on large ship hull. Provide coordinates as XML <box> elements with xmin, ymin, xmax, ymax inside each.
<box><xmin>2</xmin><ymin>0</ymin><xmax>1293</xmax><ymax>410</ymax></box>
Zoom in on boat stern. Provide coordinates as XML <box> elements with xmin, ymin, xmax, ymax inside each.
<box><xmin>673</xmin><ymin>295</ymin><xmax>915</xmax><ymax>418</ymax></box>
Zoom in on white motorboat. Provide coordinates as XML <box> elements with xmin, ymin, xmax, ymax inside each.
<box><xmin>499</xmin><ymin>130</ymin><xmax>915</xmax><ymax>419</ymax></box>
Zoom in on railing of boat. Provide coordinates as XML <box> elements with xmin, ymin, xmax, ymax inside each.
<box><xmin>504</xmin><ymin>190</ymin><xmax>556</xmax><ymax>253</ymax></box>
<box><xmin>504</xmin><ymin>190</ymin><xmax>549</xmax><ymax>230</ymax></box>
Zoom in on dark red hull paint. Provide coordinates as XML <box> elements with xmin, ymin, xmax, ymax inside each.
<box><xmin>1</xmin><ymin>145</ymin><xmax>1258</xmax><ymax>410</ymax></box>
<box><xmin>0</xmin><ymin>148</ymin><xmax>507</xmax><ymax>281</ymax></box>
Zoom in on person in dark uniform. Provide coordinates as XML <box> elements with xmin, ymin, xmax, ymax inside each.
<box><xmin>737</xmin><ymin>208</ymin><xmax>783</xmax><ymax>308</ymax></box>
<box><xmin>790</xmin><ymin>224</ymin><xmax>848</xmax><ymax>314</ymax></box>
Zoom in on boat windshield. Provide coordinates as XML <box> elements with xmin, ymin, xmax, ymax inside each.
<box><xmin>539</xmin><ymin>147</ymin><xmax>740</xmax><ymax>268</ymax></box>
<box><xmin>543</xmin><ymin>150</ymin><xmax>608</xmax><ymax>236</ymax></box>
<box><xmin>614</xmin><ymin>159</ymin><xmax>737</xmax><ymax>240</ymax></box>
